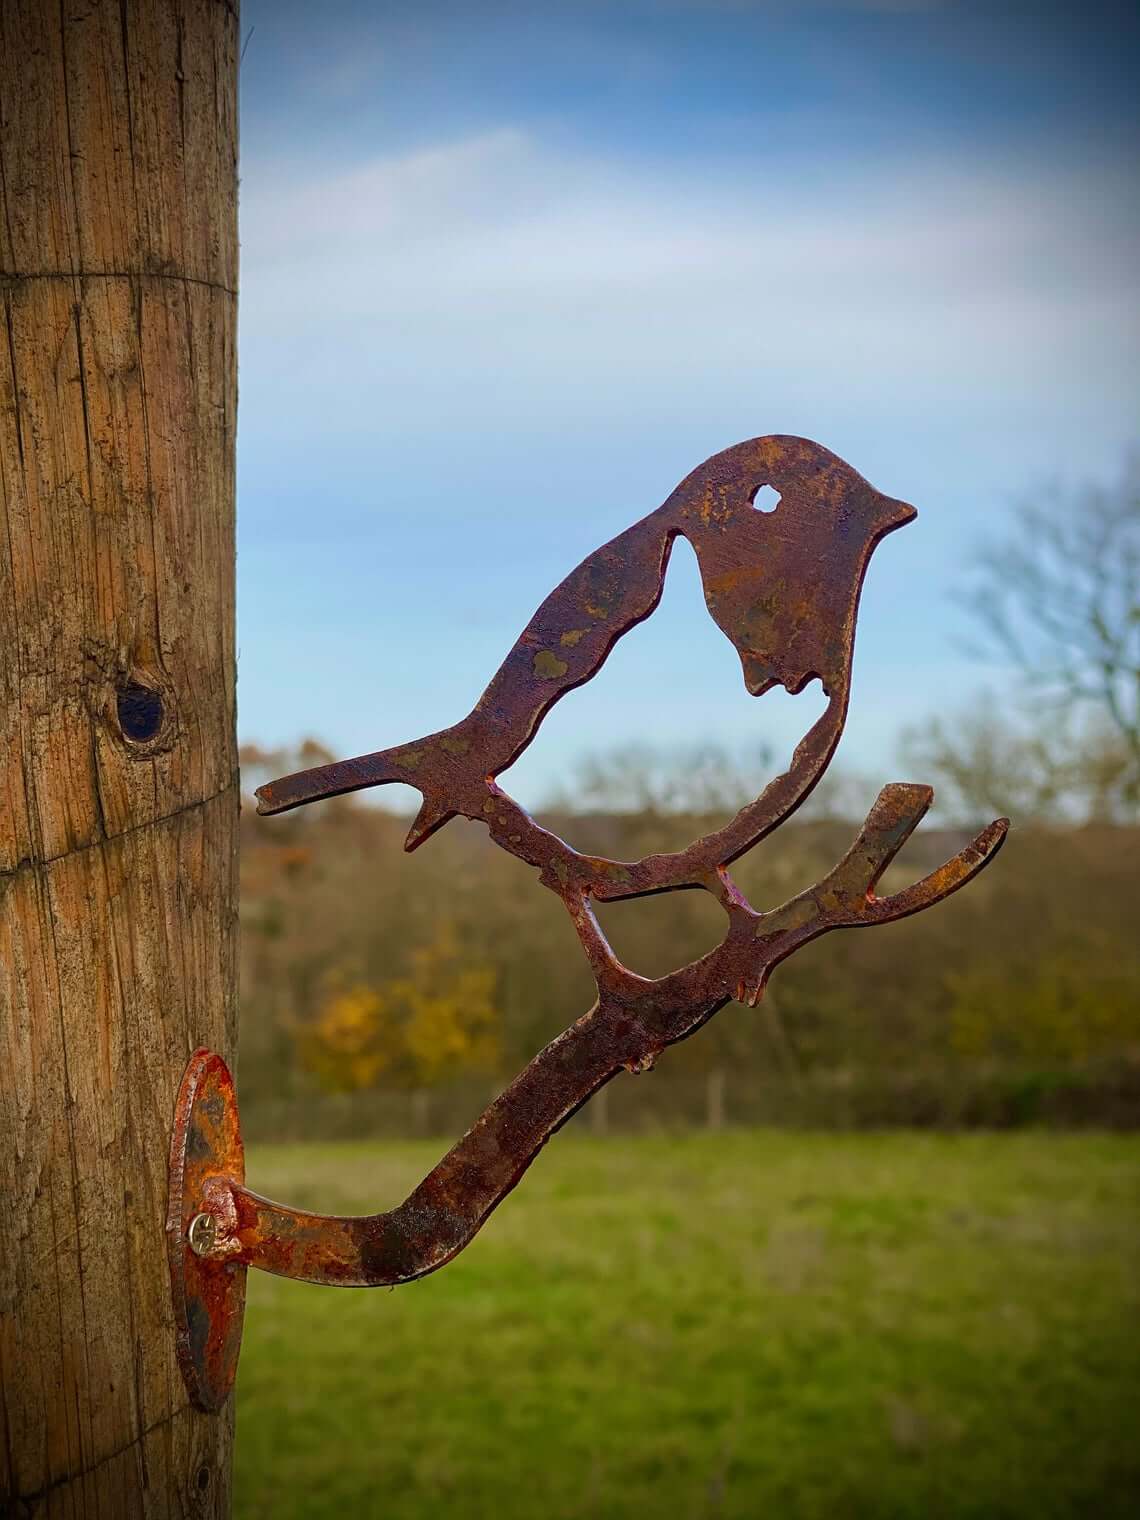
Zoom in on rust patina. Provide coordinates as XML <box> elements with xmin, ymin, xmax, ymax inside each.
<box><xmin>168</xmin><ymin>435</ymin><xmax>1008</xmax><ymax>1409</ymax></box>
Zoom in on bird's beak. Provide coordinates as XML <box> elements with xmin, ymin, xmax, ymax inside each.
<box><xmin>881</xmin><ymin>496</ymin><xmax>918</xmax><ymax>533</ymax></box>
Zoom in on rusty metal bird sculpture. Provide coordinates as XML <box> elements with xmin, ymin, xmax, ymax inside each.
<box><xmin>256</xmin><ymin>437</ymin><xmax>916</xmax><ymax>868</ymax></box>
<box><xmin>169</xmin><ymin>435</ymin><xmax>1008</xmax><ymax>1411</ymax></box>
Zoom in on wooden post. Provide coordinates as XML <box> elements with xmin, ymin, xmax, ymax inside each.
<box><xmin>0</xmin><ymin>2</ymin><xmax>239</xmax><ymax>1514</ymax></box>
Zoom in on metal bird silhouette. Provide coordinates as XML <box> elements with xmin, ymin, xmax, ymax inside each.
<box><xmin>255</xmin><ymin>435</ymin><xmax>917</xmax><ymax>890</ymax></box>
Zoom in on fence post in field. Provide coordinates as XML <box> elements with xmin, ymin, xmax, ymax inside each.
<box><xmin>707</xmin><ymin>1068</ymin><xmax>727</xmax><ymax>1131</ymax></box>
<box><xmin>591</xmin><ymin>1082</ymin><xmax>610</xmax><ymax>1135</ymax></box>
<box><xmin>1</xmin><ymin>2</ymin><xmax>239</xmax><ymax>1514</ymax></box>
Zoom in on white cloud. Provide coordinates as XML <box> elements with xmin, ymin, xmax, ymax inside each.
<box><xmin>237</xmin><ymin>127</ymin><xmax>1139</xmax><ymax>466</ymax></box>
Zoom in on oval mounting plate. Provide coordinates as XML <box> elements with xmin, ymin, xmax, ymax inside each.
<box><xmin>166</xmin><ymin>1048</ymin><xmax>247</xmax><ymax>1412</ymax></box>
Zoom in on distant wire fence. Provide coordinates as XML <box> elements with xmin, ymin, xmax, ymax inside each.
<box><xmin>240</xmin><ymin>1057</ymin><xmax>1140</xmax><ymax>1144</ymax></box>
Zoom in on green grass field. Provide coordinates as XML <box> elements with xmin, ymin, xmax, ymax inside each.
<box><xmin>234</xmin><ymin>1131</ymin><xmax>1139</xmax><ymax>1519</ymax></box>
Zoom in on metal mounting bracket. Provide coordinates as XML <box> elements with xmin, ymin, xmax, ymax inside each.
<box><xmin>166</xmin><ymin>1050</ymin><xmax>247</xmax><ymax>1412</ymax></box>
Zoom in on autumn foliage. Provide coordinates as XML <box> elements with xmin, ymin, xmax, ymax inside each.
<box><xmin>238</xmin><ymin>742</ymin><xmax>1138</xmax><ymax>1132</ymax></box>
<box><xmin>298</xmin><ymin>928</ymin><xmax>500</xmax><ymax>1092</ymax></box>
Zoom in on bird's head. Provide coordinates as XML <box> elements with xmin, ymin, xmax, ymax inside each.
<box><xmin>667</xmin><ymin>435</ymin><xmax>916</xmax><ymax>705</ymax></box>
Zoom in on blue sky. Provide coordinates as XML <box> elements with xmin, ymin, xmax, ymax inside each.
<box><xmin>235</xmin><ymin>0</ymin><xmax>1139</xmax><ymax>810</ymax></box>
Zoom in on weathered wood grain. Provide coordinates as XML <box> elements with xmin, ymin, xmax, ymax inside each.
<box><xmin>1</xmin><ymin>2</ymin><xmax>239</xmax><ymax>1513</ymax></box>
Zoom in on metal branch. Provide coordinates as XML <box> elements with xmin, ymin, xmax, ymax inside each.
<box><xmin>178</xmin><ymin>785</ymin><xmax>1005</xmax><ymax>1292</ymax></box>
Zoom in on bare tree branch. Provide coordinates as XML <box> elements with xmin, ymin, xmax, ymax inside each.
<box><xmin>954</xmin><ymin>449</ymin><xmax>1140</xmax><ymax>780</ymax></box>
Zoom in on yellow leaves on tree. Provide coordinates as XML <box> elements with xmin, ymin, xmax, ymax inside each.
<box><xmin>300</xmin><ymin>984</ymin><xmax>393</xmax><ymax>1093</ymax></box>
<box><xmin>299</xmin><ymin>925</ymin><xmax>501</xmax><ymax>1093</ymax></box>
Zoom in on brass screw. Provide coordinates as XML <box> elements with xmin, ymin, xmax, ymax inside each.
<box><xmin>187</xmin><ymin>1212</ymin><xmax>218</xmax><ymax>1257</ymax></box>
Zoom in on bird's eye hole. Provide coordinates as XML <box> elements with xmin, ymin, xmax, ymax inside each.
<box><xmin>750</xmin><ymin>485</ymin><xmax>780</xmax><ymax>513</ymax></box>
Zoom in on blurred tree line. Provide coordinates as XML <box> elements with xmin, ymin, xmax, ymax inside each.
<box><xmin>238</xmin><ymin>456</ymin><xmax>1139</xmax><ymax>1134</ymax></box>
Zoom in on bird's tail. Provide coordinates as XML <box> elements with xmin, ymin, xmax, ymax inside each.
<box><xmin>254</xmin><ymin>746</ymin><xmax>414</xmax><ymax>816</ymax></box>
